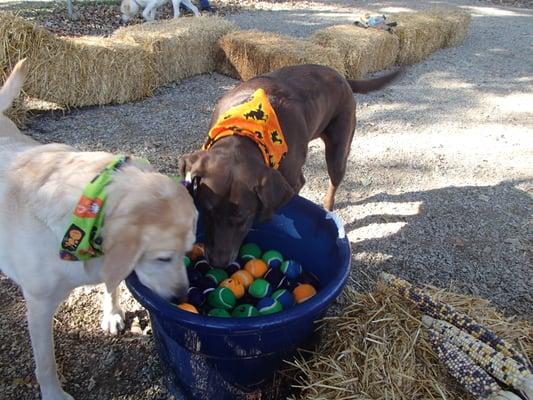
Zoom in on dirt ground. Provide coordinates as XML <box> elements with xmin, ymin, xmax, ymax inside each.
<box><xmin>0</xmin><ymin>0</ymin><xmax>532</xmax><ymax>399</ymax></box>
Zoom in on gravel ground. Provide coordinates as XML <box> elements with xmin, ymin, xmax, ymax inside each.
<box><xmin>1</xmin><ymin>0</ymin><xmax>532</xmax><ymax>399</ymax></box>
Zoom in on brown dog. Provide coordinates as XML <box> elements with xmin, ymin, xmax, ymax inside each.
<box><xmin>179</xmin><ymin>64</ymin><xmax>400</xmax><ymax>267</ymax></box>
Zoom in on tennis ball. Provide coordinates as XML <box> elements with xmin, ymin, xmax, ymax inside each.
<box><xmin>205</xmin><ymin>268</ymin><xmax>229</xmax><ymax>285</ymax></box>
<box><xmin>232</xmin><ymin>304</ymin><xmax>259</xmax><ymax>318</ymax></box>
<box><xmin>220</xmin><ymin>278</ymin><xmax>245</xmax><ymax>299</ymax></box>
<box><xmin>244</xmin><ymin>259</ymin><xmax>268</xmax><ymax>278</ymax></box>
<box><xmin>186</xmin><ymin>287</ymin><xmax>205</xmax><ymax>308</ymax></box>
<box><xmin>293</xmin><ymin>284</ymin><xmax>316</xmax><ymax>304</ymax></box>
<box><xmin>280</xmin><ymin>260</ymin><xmax>302</xmax><ymax>281</ymax></box>
<box><xmin>196</xmin><ymin>276</ymin><xmax>217</xmax><ymax>295</ymax></box>
<box><xmin>208</xmin><ymin>308</ymin><xmax>231</xmax><ymax>318</ymax></box>
<box><xmin>262</xmin><ymin>250</ymin><xmax>284</xmax><ymax>268</ymax></box>
<box><xmin>187</xmin><ymin>243</ymin><xmax>204</xmax><ymax>261</ymax></box>
<box><xmin>208</xmin><ymin>287</ymin><xmax>236</xmax><ymax>310</ymax></box>
<box><xmin>176</xmin><ymin>303</ymin><xmax>198</xmax><ymax>314</ymax></box>
<box><xmin>264</xmin><ymin>267</ymin><xmax>286</xmax><ymax>289</ymax></box>
<box><xmin>231</xmin><ymin>270</ymin><xmax>254</xmax><ymax>288</ymax></box>
<box><xmin>193</xmin><ymin>258</ymin><xmax>211</xmax><ymax>274</ymax></box>
<box><xmin>187</xmin><ymin>268</ymin><xmax>202</xmax><ymax>286</ymax></box>
<box><xmin>272</xmin><ymin>289</ymin><xmax>295</xmax><ymax>310</ymax></box>
<box><xmin>249</xmin><ymin>279</ymin><xmax>272</xmax><ymax>299</ymax></box>
<box><xmin>299</xmin><ymin>271</ymin><xmax>320</xmax><ymax>288</ymax></box>
<box><xmin>239</xmin><ymin>243</ymin><xmax>262</xmax><ymax>261</ymax></box>
<box><xmin>256</xmin><ymin>298</ymin><xmax>283</xmax><ymax>315</ymax></box>
<box><xmin>184</xmin><ymin>256</ymin><xmax>191</xmax><ymax>268</ymax></box>
<box><xmin>226</xmin><ymin>261</ymin><xmax>241</xmax><ymax>276</ymax></box>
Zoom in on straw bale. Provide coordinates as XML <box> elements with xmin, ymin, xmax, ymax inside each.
<box><xmin>113</xmin><ymin>16</ymin><xmax>237</xmax><ymax>85</ymax></box>
<box><xmin>312</xmin><ymin>25</ymin><xmax>399</xmax><ymax>79</ymax></box>
<box><xmin>288</xmin><ymin>283</ymin><xmax>532</xmax><ymax>400</ymax></box>
<box><xmin>0</xmin><ymin>12</ymin><xmax>157</xmax><ymax>107</ymax></box>
<box><xmin>4</xmin><ymin>99</ymin><xmax>26</xmax><ymax>127</ymax></box>
<box><xmin>218</xmin><ymin>30</ymin><xmax>345</xmax><ymax>81</ymax></box>
<box><xmin>390</xmin><ymin>11</ymin><xmax>449</xmax><ymax>65</ymax></box>
<box><xmin>428</xmin><ymin>8</ymin><xmax>471</xmax><ymax>48</ymax></box>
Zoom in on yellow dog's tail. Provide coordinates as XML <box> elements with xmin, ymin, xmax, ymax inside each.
<box><xmin>0</xmin><ymin>58</ymin><xmax>27</xmax><ymax>114</ymax></box>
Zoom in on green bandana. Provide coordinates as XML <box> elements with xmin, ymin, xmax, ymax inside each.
<box><xmin>59</xmin><ymin>155</ymin><xmax>129</xmax><ymax>261</ymax></box>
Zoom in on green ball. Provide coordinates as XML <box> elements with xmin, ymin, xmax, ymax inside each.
<box><xmin>239</xmin><ymin>243</ymin><xmax>262</xmax><ymax>261</ymax></box>
<box><xmin>207</xmin><ymin>287</ymin><xmax>236</xmax><ymax>310</ymax></box>
<box><xmin>232</xmin><ymin>304</ymin><xmax>260</xmax><ymax>318</ymax></box>
<box><xmin>208</xmin><ymin>308</ymin><xmax>231</xmax><ymax>318</ymax></box>
<box><xmin>248</xmin><ymin>278</ymin><xmax>272</xmax><ymax>299</ymax></box>
<box><xmin>184</xmin><ymin>255</ymin><xmax>191</xmax><ymax>268</ymax></box>
<box><xmin>262</xmin><ymin>250</ymin><xmax>284</xmax><ymax>268</ymax></box>
<box><xmin>205</xmin><ymin>268</ymin><xmax>229</xmax><ymax>285</ymax></box>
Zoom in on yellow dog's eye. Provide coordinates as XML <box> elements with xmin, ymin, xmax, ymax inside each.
<box><xmin>157</xmin><ymin>257</ymin><xmax>172</xmax><ymax>263</ymax></box>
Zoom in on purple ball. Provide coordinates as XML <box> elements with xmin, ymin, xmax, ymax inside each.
<box><xmin>187</xmin><ymin>268</ymin><xmax>202</xmax><ymax>285</ymax></box>
<box><xmin>196</xmin><ymin>276</ymin><xmax>217</xmax><ymax>295</ymax></box>
<box><xmin>187</xmin><ymin>287</ymin><xmax>205</xmax><ymax>308</ymax></box>
<box><xmin>264</xmin><ymin>268</ymin><xmax>286</xmax><ymax>290</ymax></box>
<box><xmin>193</xmin><ymin>258</ymin><xmax>211</xmax><ymax>274</ymax></box>
<box><xmin>225</xmin><ymin>261</ymin><xmax>241</xmax><ymax>276</ymax></box>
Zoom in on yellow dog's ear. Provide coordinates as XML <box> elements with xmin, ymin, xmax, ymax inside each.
<box><xmin>100</xmin><ymin>228</ymin><xmax>144</xmax><ymax>293</ymax></box>
<box><xmin>255</xmin><ymin>167</ymin><xmax>294</xmax><ymax>222</ymax></box>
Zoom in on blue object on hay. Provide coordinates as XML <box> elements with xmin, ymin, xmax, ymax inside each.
<box><xmin>126</xmin><ymin>195</ymin><xmax>350</xmax><ymax>400</ymax></box>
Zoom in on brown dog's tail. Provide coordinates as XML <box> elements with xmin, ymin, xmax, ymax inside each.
<box><xmin>348</xmin><ymin>69</ymin><xmax>402</xmax><ymax>94</ymax></box>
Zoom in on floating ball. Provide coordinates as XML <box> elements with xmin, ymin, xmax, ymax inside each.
<box><xmin>256</xmin><ymin>298</ymin><xmax>283</xmax><ymax>315</ymax></box>
<box><xmin>226</xmin><ymin>261</ymin><xmax>241</xmax><ymax>276</ymax></box>
<box><xmin>186</xmin><ymin>287</ymin><xmax>205</xmax><ymax>308</ymax></box>
<box><xmin>220</xmin><ymin>278</ymin><xmax>245</xmax><ymax>299</ymax></box>
<box><xmin>262</xmin><ymin>250</ymin><xmax>284</xmax><ymax>268</ymax></box>
<box><xmin>263</xmin><ymin>267</ymin><xmax>286</xmax><ymax>290</ymax></box>
<box><xmin>183</xmin><ymin>256</ymin><xmax>191</xmax><ymax>268</ymax></box>
<box><xmin>239</xmin><ymin>243</ymin><xmax>262</xmax><ymax>261</ymax></box>
<box><xmin>293</xmin><ymin>284</ymin><xmax>316</xmax><ymax>304</ymax></box>
<box><xmin>205</xmin><ymin>268</ymin><xmax>229</xmax><ymax>285</ymax></box>
<box><xmin>244</xmin><ymin>259</ymin><xmax>268</xmax><ymax>278</ymax></box>
<box><xmin>299</xmin><ymin>271</ymin><xmax>320</xmax><ymax>288</ymax></box>
<box><xmin>193</xmin><ymin>258</ymin><xmax>211</xmax><ymax>274</ymax></box>
<box><xmin>208</xmin><ymin>287</ymin><xmax>236</xmax><ymax>310</ymax></box>
<box><xmin>280</xmin><ymin>260</ymin><xmax>303</xmax><ymax>281</ymax></box>
<box><xmin>187</xmin><ymin>243</ymin><xmax>204</xmax><ymax>261</ymax></box>
<box><xmin>249</xmin><ymin>279</ymin><xmax>272</xmax><ymax>299</ymax></box>
<box><xmin>232</xmin><ymin>304</ymin><xmax>259</xmax><ymax>318</ymax></box>
<box><xmin>176</xmin><ymin>303</ymin><xmax>198</xmax><ymax>314</ymax></box>
<box><xmin>208</xmin><ymin>308</ymin><xmax>231</xmax><ymax>318</ymax></box>
<box><xmin>196</xmin><ymin>276</ymin><xmax>217</xmax><ymax>295</ymax></box>
<box><xmin>187</xmin><ymin>268</ymin><xmax>202</xmax><ymax>285</ymax></box>
<box><xmin>272</xmin><ymin>289</ymin><xmax>295</xmax><ymax>310</ymax></box>
<box><xmin>232</xmin><ymin>270</ymin><xmax>254</xmax><ymax>288</ymax></box>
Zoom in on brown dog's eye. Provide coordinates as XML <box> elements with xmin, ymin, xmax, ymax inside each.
<box><xmin>157</xmin><ymin>257</ymin><xmax>172</xmax><ymax>263</ymax></box>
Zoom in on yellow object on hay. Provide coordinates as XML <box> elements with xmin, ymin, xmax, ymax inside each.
<box><xmin>287</xmin><ymin>283</ymin><xmax>532</xmax><ymax>400</ymax></box>
<box><xmin>218</xmin><ymin>30</ymin><xmax>345</xmax><ymax>81</ymax></box>
<box><xmin>312</xmin><ymin>24</ymin><xmax>399</xmax><ymax>79</ymax></box>
<box><xmin>113</xmin><ymin>16</ymin><xmax>237</xmax><ymax>85</ymax></box>
<box><xmin>0</xmin><ymin>12</ymin><xmax>157</xmax><ymax>108</ymax></box>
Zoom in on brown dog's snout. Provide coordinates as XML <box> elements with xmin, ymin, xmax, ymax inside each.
<box><xmin>204</xmin><ymin>247</ymin><xmax>238</xmax><ymax>269</ymax></box>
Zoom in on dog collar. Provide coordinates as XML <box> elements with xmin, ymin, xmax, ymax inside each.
<box><xmin>203</xmin><ymin>88</ymin><xmax>288</xmax><ymax>169</ymax></box>
<box><xmin>59</xmin><ymin>155</ymin><xmax>130</xmax><ymax>261</ymax></box>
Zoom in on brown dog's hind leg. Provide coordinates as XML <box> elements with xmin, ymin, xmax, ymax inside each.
<box><xmin>321</xmin><ymin>111</ymin><xmax>356</xmax><ymax>211</ymax></box>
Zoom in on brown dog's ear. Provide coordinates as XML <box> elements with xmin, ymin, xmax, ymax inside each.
<box><xmin>178</xmin><ymin>150</ymin><xmax>208</xmax><ymax>180</ymax></box>
<box><xmin>100</xmin><ymin>229</ymin><xmax>144</xmax><ymax>293</ymax></box>
<box><xmin>255</xmin><ymin>168</ymin><xmax>295</xmax><ymax>221</ymax></box>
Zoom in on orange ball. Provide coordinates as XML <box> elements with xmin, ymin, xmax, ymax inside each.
<box><xmin>187</xmin><ymin>243</ymin><xmax>205</xmax><ymax>261</ymax></box>
<box><xmin>293</xmin><ymin>284</ymin><xmax>316</xmax><ymax>304</ymax></box>
<box><xmin>244</xmin><ymin>259</ymin><xmax>268</xmax><ymax>278</ymax></box>
<box><xmin>232</xmin><ymin>270</ymin><xmax>254</xmax><ymax>288</ymax></box>
<box><xmin>176</xmin><ymin>303</ymin><xmax>199</xmax><ymax>313</ymax></box>
<box><xmin>220</xmin><ymin>278</ymin><xmax>245</xmax><ymax>299</ymax></box>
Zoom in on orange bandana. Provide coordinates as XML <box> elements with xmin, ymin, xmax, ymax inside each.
<box><xmin>203</xmin><ymin>88</ymin><xmax>288</xmax><ymax>169</ymax></box>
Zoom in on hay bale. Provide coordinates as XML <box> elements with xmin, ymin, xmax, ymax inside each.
<box><xmin>390</xmin><ymin>11</ymin><xmax>449</xmax><ymax>65</ymax></box>
<box><xmin>312</xmin><ymin>25</ymin><xmax>399</xmax><ymax>79</ymax></box>
<box><xmin>428</xmin><ymin>8</ymin><xmax>471</xmax><ymax>48</ymax></box>
<box><xmin>113</xmin><ymin>16</ymin><xmax>238</xmax><ymax>85</ymax></box>
<box><xmin>288</xmin><ymin>284</ymin><xmax>532</xmax><ymax>400</ymax></box>
<box><xmin>0</xmin><ymin>12</ymin><xmax>157</xmax><ymax>107</ymax></box>
<box><xmin>4</xmin><ymin>99</ymin><xmax>26</xmax><ymax>127</ymax></box>
<box><xmin>218</xmin><ymin>30</ymin><xmax>345</xmax><ymax>81</ymax></box>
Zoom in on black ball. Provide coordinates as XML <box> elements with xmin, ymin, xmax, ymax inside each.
<box><xmin>299</xmin><ymin>271</ymin><xmax>320</xmax><ymax>289</ymax></box>
<box><xmin>187</xmin><ymin>287</ymin><xmax>205</xmax><ymax>308</ymax></box>
<box><xmin>264</xmin><ymin>268</ymin><xmax>285</xmax><ymax>290</ymax></box>
<box><xmin>187</xmin><ymin>268</ymin><xmax>202</xmax><ymax>285</ymax></box>
<box><xmin>194</xmin><ymin>258</ymin><xmax>211</xmax><ymax>275</ymax></box>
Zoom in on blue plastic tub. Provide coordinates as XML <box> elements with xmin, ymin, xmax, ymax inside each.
<box><xmin>126</xmin><ymin>195</ymin><xmax>350</xmax><ymax>399</ymax></box>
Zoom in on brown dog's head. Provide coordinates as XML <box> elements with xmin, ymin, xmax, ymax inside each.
<box><xmin>179</xmin><ymin>149</ymin><xmax>294</xmax><ymax>267</ymax></box>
